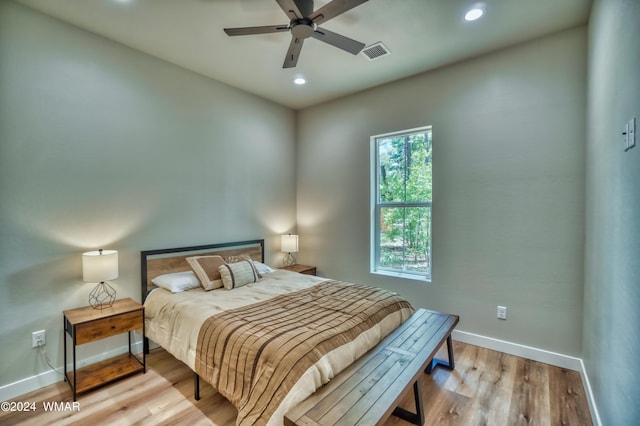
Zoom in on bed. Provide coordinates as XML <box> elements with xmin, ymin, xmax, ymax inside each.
<box><xmin>141</xmin><ymin>239</ymin><xmax>415</xmax><ymax>426</ymax></box>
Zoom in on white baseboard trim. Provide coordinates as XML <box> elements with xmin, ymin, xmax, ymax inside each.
<box><xmin>0</xmin><ymin>341</ymin><xmax>144</xmax><ymax>402</ymax></box>
<box><xmin>577</xmin><ymin>358</ymin><xmax>603</xmax><ymax>426</ymax></box>
<box><xmin>0</xmin><ymin>368</ymin><xmax>61</xmax><ymax>403</ymax></box>
<box><xmin>453</xmin><ymin>330</ymin><xmax>601</xmax><ymax>426</ymax></box>
<box><xmin>452</xmin><ymin>330</ymin><xmax>583</xmax><ymax>370</ymax></box>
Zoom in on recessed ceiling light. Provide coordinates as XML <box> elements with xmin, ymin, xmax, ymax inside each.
<box><xmin>294</xmin><ymin>77</ymin><xmax>306</xmax><ymax>85</ymax></box>
<box><xmin>465</xmin><ymin>4</ymin><xmax>485</xmax><ymax>21</ymax></box>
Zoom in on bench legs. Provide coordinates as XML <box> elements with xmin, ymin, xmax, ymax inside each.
<box><xmin>392</xmin><ymin>380</ymin><xmax>425</xmax><ymax>425</ymax></box>
<box><xmin>194</xmin><ymin>373</ymin><xmax>201</xmax><ymax>401</ymax></box>
<box><xmin>392</xmin><ymin>335</ymin><xmax>455</xmax><ymax>425</ymax></box>
<box><xmin>425</xmin><ymin>334</ymin><xmax>455</xmax><ymax>374</ymax></box>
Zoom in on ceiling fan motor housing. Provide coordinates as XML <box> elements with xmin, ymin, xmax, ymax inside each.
<box><xmin>290</xmin><ymin>19</ymin><xmax>315</xmax><ymax>39</ymax></box>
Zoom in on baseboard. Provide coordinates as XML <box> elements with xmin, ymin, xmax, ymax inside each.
<box><xmin>0</xmin><ymin>368</ymin><xmax>61</xmax><ymax>403</ymax></box>
<box><xmin>0</xmin><ymin>341</ymin><xmax>144</xmax><ymax>402</ymax></box>
<box><xmin>452</xmin><ymin>330</ymin><xmax>583</xmax><ymax>370</ymax></box>
<box><xmin>453</xmin><ymin>330</ymin><xmax>602</xmax><ymax>426</ymax></box>
<box><xmin>577</xmin><ymin>358</ymin><xmax>603</xmax><ymax>426</ymax></box>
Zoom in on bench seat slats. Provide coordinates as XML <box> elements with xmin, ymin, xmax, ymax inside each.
<box><xmin>285</xmin><ymin>308</ymin><xmax>459</xmax><ymax>426</ymax></box>
<box><xmin>318</xmin><ymin>351</ymin><xmax>406</xmax><ymax>425</ymax></box>
<box><xmin>340</xmin><ymin>316</ymin><xmax>449</xmax><ymax>425</ymax></box>
<box><xmin>288</xmin><ymin>311</ymin><xmax>430</xmax><ymax>424</ymax></box>
<box><xmin>356</xmin><ymin>314</ymin><xmax>458</xmax><ymax>426</ymax></box>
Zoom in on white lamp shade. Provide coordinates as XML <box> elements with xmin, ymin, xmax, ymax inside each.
<box><xmin>82</xmin><ymin>250</ymin><xmax>118</xmax><ymax>282</ymax></box>
<box><xmin>281</xmin><ymin>234</ymin><xmax>299</xmax><ymax>253</ymax></box>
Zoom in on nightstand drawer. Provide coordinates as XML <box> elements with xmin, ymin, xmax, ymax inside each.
<box><xmin>281</xmin><ymin>264</ymin><xmax>316</xmax><ymax>276</ymax></box>
<box><xmin>75</xmin><ymin>310</ymin><xmax>142</xmax><ymax>345</ymax></box>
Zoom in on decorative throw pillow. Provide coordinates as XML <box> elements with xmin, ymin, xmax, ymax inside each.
<box><xmin>186</xmin><ymin>255</ymin><xmax>226</xmax><ymax>291</ymax></box>
<box><xmin>151</xmin><ymin>271</ymin><xmax>201</xmax><ymax>293</ymax></box>
<box><xmin>225</xmin><ymin>254</ymin><xmax>262</xmax><ymax>278</ymax></box>
<box><xmin>218</xmin><ymin>260</ymin><xmax>260</xmax><ymax>290</ymax></box>
<box><xmin>224</xmin><ymin>254</ymin><xmax>253</xmax><ymax>263</ymax></box>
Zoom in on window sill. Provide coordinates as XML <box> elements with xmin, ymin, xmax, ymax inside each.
<box><xmin>371</xmin><ymin>269</ymin><xmax>431</xmax><ymax>283</ymax></box>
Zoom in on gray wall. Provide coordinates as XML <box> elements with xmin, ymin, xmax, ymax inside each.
<box><xmin>0</xmin><ymin>2</ymin><xmax>296</xmax><ymax>388</ymax></box>
<box><xmin>297</xmin><ymin>27</ymin><xmax>587</xmax><ymax>356</ymax></box>
<box><xmin>584</xmin><ymin>0</ymin><xmax>640</xmax><ymax>424</ymax></box>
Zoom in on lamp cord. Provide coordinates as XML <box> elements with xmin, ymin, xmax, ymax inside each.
<box><xmin>37</xmin><ymin>344</ymin><xmax>64</xmax><ymax>376</ymax></box>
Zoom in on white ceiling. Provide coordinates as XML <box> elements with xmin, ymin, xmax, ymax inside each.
<box><xmin>17</xmin><ymin>0</ymin><xmax>592</xmax><ymax>110</ymax></box>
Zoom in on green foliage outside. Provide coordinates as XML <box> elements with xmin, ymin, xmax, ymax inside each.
<box><xmin>377</xmin><ymin>130</ymin><xmax>432</xmax><ymax>274</ymax></box>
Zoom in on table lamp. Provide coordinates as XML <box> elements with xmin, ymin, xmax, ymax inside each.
<box><xmin>281</xmin><ymin>234</ymin><xmax>298</xmax><ymax>267</ymax></box>
<box><xmin>82</xmin><ymin>249</ymin><xmax>118</xmax><ymax>309</ymax></box>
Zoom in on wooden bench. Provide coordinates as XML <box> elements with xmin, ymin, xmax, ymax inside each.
<box><xmin>284</xmin><ymin>308</ymin><xmax>459</xmax><ymax>426</ymax></box>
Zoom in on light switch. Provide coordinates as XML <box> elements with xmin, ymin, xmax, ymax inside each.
<box><xmin>628</xmin><ymin>117</ymin><xmax>636</xmax><ymax>149</ymax></box>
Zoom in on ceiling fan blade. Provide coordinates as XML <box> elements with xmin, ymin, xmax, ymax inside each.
<box><xmin>311</xmin><ymin>27</ymin><xmax>365</xmax><ymax>55</ymax></box>
<box><xmin>276</xmin><ymin>0</ymin><xmax>305</xmax><ymax>20</ymax></box>
<box><xmin>224</xmin><ymin>25</ymin><xmax>289</xmax><ymax>36</ymax></box>
<box><xmin>283</xmin><ymin>37</ymin><xmax>305</xmax><ymax>68</ymax></box>
<box><xmin>310</xmin><ymin>0</ymin><xmax>369</xmax><ymax>25</ymax></box>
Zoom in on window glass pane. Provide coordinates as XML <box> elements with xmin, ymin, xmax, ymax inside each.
<box><xmin>406</xmin><ymin>132</ymin><xmax>432</xmax><ymax>203</ymax></box>
<box><xmin>403</xmin><ymin>206</ymin><xmax>431</xmax><ymax>273</ymax></box>
<box><xmin>377</xmin><ymin>137</ymin><xmax>405</xmax><ymax>203</ymax></box>
<box><xmin>379</xmin><ymin>206</ymin><xmax>404</xmax><ymax>269</ymax></box>
<box><xmin>378</xmin><ymin>206</ymin><xmax>431</xmax><ymax>274</ymax></box>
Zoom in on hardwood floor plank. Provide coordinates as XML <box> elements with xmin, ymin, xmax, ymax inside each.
<box><xmin>508</xmin><ymin>358</ymin><xmax>552</xmax><ymax>426</ymax></box>
<box><xmin>0</xmin><ymin>342</ymin><xmax>592</xmax><ymax>426</ymax></box>
<box><xmin>548</xmin><ymin>365</ymin><xmax>592</xmax><ymax>426</ymax></box>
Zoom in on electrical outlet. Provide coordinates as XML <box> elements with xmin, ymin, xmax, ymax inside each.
<box><xmin>497</xmin><ymin>306</ymin><xmax>507</xmax><ymax>320</ymax></box>
<box><xmin>32</xmin><ymin>330</ymin><xmax>46</xmax><ymax>348</ymax></box>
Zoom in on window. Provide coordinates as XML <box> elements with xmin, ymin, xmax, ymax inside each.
<box><xmin>371</xmin><ymin>126</ymin><xmax>432</xmax><ymax>280</ymax></box>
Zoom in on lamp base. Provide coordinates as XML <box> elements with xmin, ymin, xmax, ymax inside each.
<box><xmin>283</xmin><ymin>252</ymin><xmax>297</xmax><ymax>267</ymax></box>
<box><xmin>89</xmin><ymin>281</ymin><xmax>116</xmax><ymax>310</ymax></box>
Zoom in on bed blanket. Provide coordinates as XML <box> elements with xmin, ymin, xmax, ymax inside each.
<box><xmin>195</xmin><ymin>280</ymin><xmax>413</xmax><ymax>426</ymax></box>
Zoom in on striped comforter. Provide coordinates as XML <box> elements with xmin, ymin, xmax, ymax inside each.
<box><xmin>195</xmin><ymin>280</ymin><xmax>414</xmax><ymax>426</ymax></box>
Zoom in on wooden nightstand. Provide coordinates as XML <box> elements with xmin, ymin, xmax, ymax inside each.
<box><xmin>281</xmin><ymin>264</ymin><xmax>317</xmax><ymax>276</ymax></box>
<box><xmin>63</xmin><ymin>298</ymin><xmax>145</xmax><ymax>401</ymax></box>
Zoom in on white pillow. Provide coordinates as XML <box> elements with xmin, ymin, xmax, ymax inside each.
<box><xmin>253</xmin><ymin>261</ymin><xmax>276</xmax><ymax>274</ymax></box>
<box><xmin>219</xmin><ymin>260</ymin><xmax>260</xmax><ymax>289</ymax></box>
<box><xmin>151</xmin><ymin>271</ymin><xmax>201</xmax><ymax>293</ymax></box>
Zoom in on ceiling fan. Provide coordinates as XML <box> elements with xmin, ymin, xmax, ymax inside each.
<box><xmin>224</xmin><ymin>0</ymin><xmax>370</xmax><ymax>68</ymax></box>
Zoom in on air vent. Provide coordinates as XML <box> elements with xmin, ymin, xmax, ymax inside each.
<box><xmin>362</xmin><ymin>42</ymin><xmax>390</xmax><ymax>61</ymax></box>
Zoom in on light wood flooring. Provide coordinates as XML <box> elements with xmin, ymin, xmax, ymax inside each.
<box><xmin>0</xmin><ymin>341</ymin><xmax>593</xmax><ymax>425</ymax></box>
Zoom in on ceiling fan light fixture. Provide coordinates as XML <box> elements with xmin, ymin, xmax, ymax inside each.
<box><xmin>464</xmin><ymin>4</ymin><xmax>485</xmax><ymax>21</ymax></box>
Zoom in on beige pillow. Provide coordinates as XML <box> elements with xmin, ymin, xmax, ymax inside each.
<box><xmin>218</xmin><ymin>260</ymin><xmax>260</xmax><ymax>290</ymax></box>
<box><xmin>186</xmin><ymin>255</ymin><xmax>226</xmax><ymax>291</ymax></box>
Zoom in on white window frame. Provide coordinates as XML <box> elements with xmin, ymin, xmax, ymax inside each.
<box><xmin>370</xmin><ymin>126</ymin><xmax>432</xmax><ymax>281</ymax></box>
